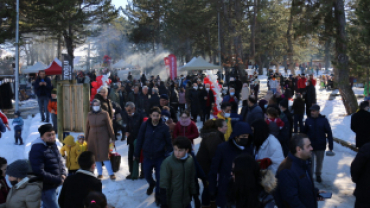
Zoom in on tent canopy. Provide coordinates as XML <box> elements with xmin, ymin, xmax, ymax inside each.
<box><xmin>179</xmin><ymin>57</ymin><xmax>222</xmax><ymax>71</ymax></box>
<box><xmin>45</xmin><ymin>58</ymin><xmax>62</xmax><ymax>75</ymax></box>
<box><xmin>21</xmin><ymin>62</ymin><xmax>47</xmax><ymax>74</ymax></box>
<box><xmin>112</xmin><ymin>60</ymin><xmax>134</xmax><ymax>69</ymax></box>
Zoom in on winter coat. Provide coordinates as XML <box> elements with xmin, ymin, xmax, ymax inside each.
<box><xmin>178</xmin><ymin>91</ymin><xmax>186</xmax><ymax>104</ymax></box>
<box><xmin>0</xmin><ymin>119</ymin><xmax>5</xmax><ymax>133</ymax></box>
<box><xmin>76</xmin><ymin>141</ymin><xmax>88</xmax><ymax>152</ymax></box>
<box><xmin>189</xmin><ymin>89</ymin><xmax>200</xmax><ymax>114</ymax></box>
<box><xmin>208</xmin><ymin>139</ymin><xmax>253</xmax><ymax>207</ymax></box>
<box><xmin>94</xmin><ymin>94</ymin><xmax>114</xmax><ymax>119</ymax></box>
<box><xmin>47</xmin><ymin>99</ymin><xmax>58</xmax><ymax>114</ymax></box>
<box><xmin>351</xmin><ymin>109</ymin><xmax>370</xmax><ymax>148</ymax></box>
<box><xmin>297</xmin><ymin>78</ymin><xmax>307</xmax><ymax>89</ymax></box>
<box><xmin>34</xmin><ymin>76</ymin><xmax>52</xmax><ymax>97</ymax></box>
<box><xmin>123</xmin><ymin>112</ymin><xmax>143</xmax><ymax>145</ymax></box>
<box><xmin>5</xmin><ymin>177</ymin><xmax>42</xmax><ymax>208</ymax></box>
<box><xmin>58</xmin><ymin>170</ymin><xmax>102</xmax><ymax>208</ymax></box>
<box><xmin>241</xmin><ymin>86</ymin><xmax>250</xmax><ymax>101</ymax></box>
<box><xmin>292</xmin><ymin>98</ymin><xmax>305</xmax><ymax>115</ymax></box>
<box><xmin>351</xmin><ymin>142</ymin><xmax>370</xmax><ymax>204</ymax></box>
<box><xmin>29</xmin><ymin>137</ymin><xmax>67</xmax><ymax>190</ymax></box>
<box><xmin>85</xmin><ymin>110</ymin><xmax>115</xmax><ymax>162</ymax></box>
<box><xmin>60</xmin><ymin>135</ymin><xmax>81</xmax><ymax>171</ymax></box>
<box><xmin>278</xmin><ymin>112</ymin><xmax>291</xmax><ymax>157</ymax></box>
<box><xmin>303</xmin><ymin>115</ymin><xmax>333</xmax><ymax>151</ymax></box>
<box><xmin>0</xmin><ymin>177</ymin><xmax>10</xmax><ymax>205</ymax></box>
<box><xmin>172</xmin><ymin>121</ymin><xmax>199</xmax><ymax>144</ymax></box>
<box><xmin>11</xmin><ymin>117</ymin><xmax>24</xmax><ymax>131</ymax></box>
<box><xmin>222</xmin><ymin>95</ymin><xmax>238</xmax><ymax>104</ymax></box>
<box><xmin>139</xmin><ymin>93</ymin><xmax>150</xmax><ymax>115</ymax></box>
<box><xmin>0</xmin><ymin>112</ymin><xmax>8</xmax><ymax>125</ymax></box>
<box><xmin>274</xmin><ymin>153</ymin><xmax>318</xmax><ymax>208</ymax></box>
<box><xmin>215</xmin><ymin>113</ymin><xmax>233</xmax><ymax>141</ymax></box>
<box><xmin>160</xmin><ymin>154</ymin><xmax>197</xmax><ymax>208</ymax></box>
<box><xmin>127</xmin><ymin>92</ymin><xmax>142</xmax><ymax>111</ymax></box>
<box><xmin>134</xmin><ymin>119</ymin><xmax>173</xmax><ymax>160</ymax></box>
<box><xmin>149</xmin><ymin>94</ymin><xmax>160</xmax><ymax>110</ymax></box>
<box><xmin>268</xmin><ymin>80</ymin><xmax>279</xmax><ymax>89</ymax></box>
<box><xmin>246</xmin><ymin>104</ymin><xmax>264</xmax><ymax>126</ymax></box>
<box><xmin>196</xmin><ymin>130</ymin><xmax>224</xmax><ymax>175</ymax></box>
<box><xmin>199</xmin><ymin>89</ymin><xmax>215</xmax><ymax>108</ymax></box>
<box><xmin>158</xmin><ymin>85</ymin><xmax>169</xmax><ymax>97</ymax></box>
<box><xmin>305</xmin><ymin>85</ymin><xmax>316</xmax><ymax>105</ymax></box>
<box><xmin>170</xmin><ymin>88</ymin><xmax>179</xmax><ymax>104</ymax></box>
<box><xmin>282</xmin><ymin>109</ymin><xmax>293</xmax><ymax>138</ymax></box>
<box><xmin>108</xmin><ymin>89</ymin><xmax>120</xmax><ymax>106</ymax></box>
<box><xmin>254</xmin><ymin>134</ymin><xmax>285</xmax><ymax>174</ymax></box>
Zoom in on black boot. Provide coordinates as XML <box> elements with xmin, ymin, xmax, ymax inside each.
<box><xmin>155</xmin><ymin>193</ymin><xmax>161</xmax><ymax>206</ymax></box>
<box><xmin>139</xmin><ymin>171</ymin><xmax>145</xmax><ymax>179</ymax></box>
<box><xmin>146</xmin><ymin>183</ymin><xmax>155</xmax><ymax>195</ymax></box>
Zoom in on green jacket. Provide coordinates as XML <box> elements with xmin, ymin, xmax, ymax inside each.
<box><xmin>364</xmin><ymin>82</ymin><xmax>370</xmax><ymax>96</ymax></box>
<box><xmin>160</xmin><ymin>154</ymin><xmax>197</xmax><ymax>208</ymax></box>
<box><xmin>108</xmin><ymin>90</ymin><xmax>120</xmax><ymax>105</ymax></box>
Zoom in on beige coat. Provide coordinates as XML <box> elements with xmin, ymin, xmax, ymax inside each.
<box><xmin>85</xmin><ymin>110</ymin><xmax>115</xmax><ymax>161</ymax></box>
<box><xmin>5</xmin><ymin>177</ymin><xmax>42</xmax><ymax>208</ymax></box>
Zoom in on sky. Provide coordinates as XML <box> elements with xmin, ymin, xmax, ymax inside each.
<box><xmin>111</xmin><ymin>0</ymin><xmax>129</xmax><ymax>9</ymax></box>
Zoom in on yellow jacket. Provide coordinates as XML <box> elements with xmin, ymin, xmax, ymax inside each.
<box><xmin>76</xmin><ymin>141</ymin><xmax>88</xmax><ymax>152</ymax></box>
<box><xmin>60</xmin><ymin>136</ymin><xmax>81</xmax><ymax>170</ymax></box>
<box><xmin>215</xmin><ymin>113</ymin><xmax>232</xmax><ymax>141</ymax></box>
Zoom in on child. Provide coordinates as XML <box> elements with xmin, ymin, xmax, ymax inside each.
<box><xmin>160</xmin><ymin>136</ymin><xmax>197</xmax><ymax>208</ymax></box>
<box><xmin>60</xmin><ymin>135</ymin><xmax>80</xmax><ymax>175</ymax></box>
<box><xmin>12</xmin><ymin>111</ymin><xmax>24</xmax><ymax>145</ymax></box>
<box><xmin>0</xmin><ymin>110</ymin><xmax>11</xmax><ymax>138</ymax></box>
<box><xmin>266</xmin><ymin>107</ymin><xmax>284</xmax><ymax>138</ymax></box>
<box><xmin>48</xmin><ymin>88</ymin><xmax>58</xmax><ymax>133</ymax></box>
<box><xmin>76</xmin><ymin>134</ymin><xmax>88</xmax><ymax>152</ymax></box>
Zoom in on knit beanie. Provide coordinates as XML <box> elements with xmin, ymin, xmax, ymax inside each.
<box><xmin>229</xmin><ymin>122</ymin><xmax>252</xmax><ymax>140</ymax></box>
<box><xmin>161</xmin><ymin>110</ymin><xmax>171</xmax><ymax>118</ymax></box>
<box><xmin>6</xmin><ymin>159</ymin><xmax>29</xmax><ymax>178</ymax></box>
<box><xmin>51</xmin><ymin>88</ymin><xmax>57</xmax><ymax>94</ymax></box>
<box><xmin>38</xmin><ymin>124</ymin><xmax>54</xmax><ymax>136</ymax></box>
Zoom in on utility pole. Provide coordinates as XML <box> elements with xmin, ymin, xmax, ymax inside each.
<box><xmin>218</xmin><ymin>11</ymin><xmax>222</xmax><ymax>72</ymax></box>
<box><xmin>14</xmin><ymin>0</ymin><xmax>20</xmax><ymax>111</ymax></box>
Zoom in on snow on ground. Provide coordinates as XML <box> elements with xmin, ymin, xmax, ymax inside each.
<box><xmin>12</xmin><ymin>98</ymin><xmax>39</xmax><ymax>109</ymax></box>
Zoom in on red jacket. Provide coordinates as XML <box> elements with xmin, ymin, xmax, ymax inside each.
<box><xmin>172</xmin><ymin>121</ymin><xmax>199</xmax><ymax>143</ymax></box>
<box><xmin>0</xmin><ymin>112</ymin><xmax>8</xmax><ymax>125</ymax></box>
<box><xmin>310</xmin><ymin>78</ymin><xmax>317</xmax><ymax>86</ymax></box>
<box><xmin>297</xmin><ymin>77</ymin><xmax>307</xmax><ymax>89</ymax></box>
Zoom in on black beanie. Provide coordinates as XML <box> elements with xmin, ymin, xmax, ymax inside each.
<box><xmin>279</xmin><ymin>99</ymin><xmax>289</xmax><ymax>109</ymax></box>
<box><xmin>6</xmin><ymin>159</ymin><xmax>29</xmax><ymax>178</ymax></box>
<box><xmin>38</xmin><ymin>124</ymin><xmax>54</xmax><ymax>136</ymax></box>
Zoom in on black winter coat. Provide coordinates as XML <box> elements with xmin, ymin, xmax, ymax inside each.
<box><xmin>139</xmin><ymin>93</ymin><xmax>151</xmax><ymax>115</ymax></box>
<box><xmin>170</xmin><ymin>88</ymin><xmax>179</xmax><ymax>104</ymax></box>
<box><xmin>123</xmin><ymin>112</ymin><xmax>144</xmax><ymax>145</ymax></box>
<box><xmin>292</xmin><ymin>98</ymin><xmax>305</xmax><ymax>115</ymax></box>
<box><xmin>305</xmin><ymin>85</ymin><xmax>316</xmax><ymax>105</ymax></box>
<box><xmin>149</xmin><ymin>94</ymin><xmax>160</xmax><ymax>110</ymax></box>
<box><xmin>34</xmin><ymin>76</ymin><xmax>52</xmax><ymax>97</ymax></box>
<box><xmin>351</xmin><ymin>109</ymin><xmax>370</xmax><ymax>148</ymax></box>
<box><xmin>303</xmin><ymin>115</ymin><xmax>333</xmax><ymax>151</ymax></box>
<box><xmin>351</xmin><ymin>142</ymin><xmax>370</xmax><ymax>204</ymax></box>
<box><xmin>189</xmin><ymin>89</ymin><xmax>200</xmax><ymax>114</ymax></box>
<box><xmin>58</xmin><ymin>170</ymin><xmax>102</xmax><ymax>208</ymax></box>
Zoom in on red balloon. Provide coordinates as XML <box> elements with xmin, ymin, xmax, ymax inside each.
<box><xmin>91</xmin><ymin>81</ymin><xmax>98</xmax><ymax>88</ymax></box>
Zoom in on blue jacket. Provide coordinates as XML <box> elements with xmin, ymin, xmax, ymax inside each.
<box><xmin>0</xmin><ymin>118</ymin><xmax>5</xmax><ymax>132</ymax></box>
<box><xmin>12</xmin><ymin>117</ymin><xmax>24</xmax><ymax>131</ymax></box>
<box><xmin>274</xmin><ymin>153</ymin><xmax>318</xmax><ymax>208</ymax></box>
<box><xmin>34</xmin><ymin>77</ymin><xmax>52</xmax><ymax>97</ymax></box>
<box><xmin>303</xmin><ymin>115</ymin><xmax>333</xmax><ymax>151</ymax></box>
<box><xmin>134</xmin><ymin>119</ymin><xmax>173</xmax><ymax>160</ymax></box>
<box><xmin>230</xmin><ymin>113</ymin><xmax>243</xmax><ymax>128</ymax></box>
<box><xmin>222</xmin><ymin>95</ymin><xmax>238</xmax><ymax>103</ymax></box>
<box><xmin>29</xmin><ymin>137</ymin><xmax>66</xmax><ymax>190</ymax></box>
<box><xmin>208</xmin><ymin>139</ymin><xmax>253</xmax><ymax>208</ymax></box>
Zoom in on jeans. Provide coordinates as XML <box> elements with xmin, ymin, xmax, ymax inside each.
<box><xmin>51</xmin><ymin>113</ymin><xmax>57</xmax><ymax>134</ymax></box>
<box><xmin>38</xmin><ymin>96</ymin><xmax>50</xmax><ymax>121</ymax></box>
<box><xmin>293</xmin><ymin>114</ymin><xmax>304</xmax><ymax>133</ymax></box>
<box><xmin>14</xmin><ymin>130</ymin><xmax>23</xmax><ymax>144</ymax></box>
<box><xmin>271</xmin><ymin>88</ymin><xmax>277</xmax><ymax>94</ymax></box>
<box><xmin>95</xmin><ymin>160</ymin><xmax>114</xmax><ymax>176</ymax></box>
<box><xmin>311</xmin><ymin>150</ymin><xmax>325</xmax><ymax>176</ymax></box>
<box><xmin>42</xmin><ymin>187</ymin><xmax>58</xmax><ymax>208</ymax></box>
<box><xmin>143</xmin><ymin>157</ymin><xmax>164</xmax><ymax>194</ymax></box>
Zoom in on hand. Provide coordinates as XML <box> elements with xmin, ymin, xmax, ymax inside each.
<box><xmin>60</xmin><ymin>175</ymin><xmax>66</xmax><ymax>185</ymax></box>
<box><xmin>51</xmin><ymin>110</ymin><xmax>55</xmax><ymax>114</ymax></box>
<box><xmin>6</xmin><ymin>125</ymin><xmax>11</xmax><ymax>131</ymax></box>
<box><xmin>317</xmin><ymin>190</ymin><xmax>326</xmax><ymax>201</ymax></box>
<box><xmin>39</xmin><ymin>82</ymin><xmax>43</xmax><ymax>86</ymax></box>
<box><xmin>125</xmin><ymin>132</ymin><xmax>130</xmax><ymax>137</ymax></box>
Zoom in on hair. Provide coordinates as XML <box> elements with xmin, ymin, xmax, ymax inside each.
<box><xmin>180</xmin><ymin>111</ymin><xmax>190</xmax><ymax>117</ymax></box>
<box><xmin>215</xmin><ymin>119</ymin><xmax>226</xmax><ymax>129</ymax></box>
<box><xmin>78</xmin><ymin>151</ymin><xmax>95</xmax><ymax>170</ymax></box>
<box><xmin>0</xmin><ymin>157</ymin><xmax>7</xmax><ymax>176</ymax></box>
<box><xmin>84</xmin><ymin>192</ymin><xmax>107</xmax><ymax>208</ymax></box>
<box><xmin>266</xmin><ymin>107</ymin><xmax>279</xmax><ymax>118</ymax></box>
<box><xmin>290</xmin><ymin>133</ymin><xmax>309</xmax><ymax>154</ymax></box>
<box><xmin>173</xmin><ymin>136</ymin><xmax>192</xmax><ymax>150</ymax></box>
<box><xmin>360</xmin><ymin>101</ymin><xmax>369</xmax><ymax>110</ymax></box>
<box><xmin>250</xmin><ymin>119</ymin><xmax>270</xmax><ymax>152</ymax></box>
<box><xmin>248</xmin><ymin>95</ymin><xmax>257</xmax><ymax>104</ymax></box>
<box><xmin>231</xmin><ymin>154</ymin><xmax>262</xmax><ymax>208</ymax></box>
<box><xmin>98</xmin><ymin>86</ymin><xmax>108</xmax><ymax>93</ymax></box>
<box><xmin>152</xmin><ymin>88</ymin><xmax>159</xmax><ymax>94</ymax></box>
<box><xmin>125</xmin><ymin>101</ymin><xmax>135</xmax><ymax>108</ymax></box>
<box><xmin>150</xmin><ymin>107</ymin><xmax>161</xmax><ymax>115</ymax></box>
<box><xmin>39</xmin><ymin>70</ymin><xmax>45</xmax><ymax>74</ymax></box>
<box><xmin>230</xmin><ymin>101</ymin><xmax>238</xmax><ymax>113</ymax></box>
<box><xmin>142</xmin><ymin>86</ymin><xmax>148</xmax><ymax>90</ymax></box>
<box><xmin>201</xmin><ymin>119</ymin><xmax>217</xmax><ymax>132</ymax></box>
<box><xmin>220</xmin><ymin>102</ymin><xmax>231</xmax><ymax>110</ymax></box>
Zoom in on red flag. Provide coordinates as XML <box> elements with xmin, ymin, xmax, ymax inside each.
<box><xmin>168</xmin><ymin>54</ymin><xmax>177</xmax><ymax>80</ymax></box>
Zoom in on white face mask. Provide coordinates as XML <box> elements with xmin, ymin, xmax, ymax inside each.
<box><xmin>200</xmin><ymin>87</ymin><xmax>203</xmax><ymax>89</ymax></box>
<box><xmin>224</xmin><ymin>111</ymin><xmax>230</xmax><ymax>118</ymax></box>
<box><xmin>193</xmin><ymin>87</ymin><xmax>198</xmax><ymax>90</ymax></box>
<box><xmin>206</xmin><ymin>88</ymin><xmax>210</xmax><ymax>91</ymax></box>
<box><xmin>163</xmin><ymin>116</ymin><xmax>168</xmax><ymax>121</ymax></box>
<box><xmin>93</xmin><ymin>106</ymin><xmax>100</xmax><ymax>112</ymax></box>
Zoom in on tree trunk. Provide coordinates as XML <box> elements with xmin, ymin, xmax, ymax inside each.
<box><xmin>334</xmin><ymin>0</ymin><xmax>358</xmax><ymax>114</ymax></box>
<box><xmin>185</xmin><ymin>37</ymin><xmax>192</xmax><ymax>63</ymax></box>
<box><xmin>325</xmin><ymin>38</ymin><xmax>331</xmax><ymax>70</ymax></box>
<box><xmin>287</xmin><ymin>4</ymin><xmax>295</xmax><ymax>75</ymax></box>
<box><xmin>250</xmin><ymin>0</ymin><xmax>257</xmax><ymax>60</ymax></box>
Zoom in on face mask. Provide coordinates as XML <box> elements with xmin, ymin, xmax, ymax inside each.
<box><xmin>206</xmin><ymin>88</ymin><xmax>210</xmax><ymax>91</ymax></box>
<box><xmin>236</xmin><ymin>137</ymin><xmax>249</xmax><ymax>146</ymax></box>
<box><xmin>163</xmin><ymin>116</ymin><xmax>168</xmax><ymax>121</ymax></box>
<box><xmin>93</xmin><ymin>106</ymin><xmax>100</xmax><ymax>112</ymax></box>
<box><xmin>46</xmin><ymin>141</ymin><xmax>55</xmax><ymax>146</ymax></box>
<box><xmin>230</xmin><ymin>92</ymin><xmax>235</xmax><ymax>96</ymax></box>
<box><xmin>264</xmin><ymin>104</ymin><xmax>268</xmax><ymax>109</ymax></box>
<box><xmin>200</xmin><ymin>87</ymin><xmax>203</xmax><ymax>89</ymax></box>
<box><xmin>224</xmin><ymin>112</ymin><xmax>230</xmax><ymax>118</ymax></box>
<box><xmin>193</xmin><ymin>87</ymin><xmax>198</xmax><ymax>90</ymax></box>
<box><xmin>10</xmin><ymin>181</ymin><xmax>18</xmax><ymax>186</ymax></box>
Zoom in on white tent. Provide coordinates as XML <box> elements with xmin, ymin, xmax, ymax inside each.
<box><xmin>179</xmin><ymin>57</ymin><xmax>222</xmax><ymax>71</ymax></box>
<box><xmin>21</xmin><ymin>62</ymin><xmax>47</xmax><ymax>74</ymax></box>
<box><xmin>112</xmin><ymin>60</ymin><xmax>134</xmax><ymax>69</ymax></box>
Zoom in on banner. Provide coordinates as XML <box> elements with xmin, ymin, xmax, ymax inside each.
<box><xmin>164</xmin><ymin>57</ymin><xmax>170</xmax><ymax>78</ymax></box>
<box><xmin>62</xmin><ymin>54</ymin><xmax>72</xmax><ymax>80</ymax></box>
<box><xmin>168</xmin><ymin>54</ymin><xmax>177</xmax><ymax>80</ymax></box>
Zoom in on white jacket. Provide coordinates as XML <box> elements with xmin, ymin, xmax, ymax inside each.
<box><xmin>268</xmin><ymin>80</ymin><xmax>279</xmax><ymax>89</ymax></box>
<box><xmin>255</xmin><ymin>134</ymin><xmax>285</xmax><ymax>174</ymax></box>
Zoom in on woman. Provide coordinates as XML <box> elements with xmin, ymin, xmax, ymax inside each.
<box><xmin>250</xmin><ymin>119</ymin><xmax>284</xmax><ymax>174</ymax></box>
<box><xmin>94</xmin><ymin>87</ymin><xmax>114</xmax><ymax>119</ymax></box>
<box><xmin>178</xmin><ymin>88</ymin><xmax>186</xmax><ymax>113</ymax></box>
<box><xmin>227</xmin><ymin>154</ymin><xmax>276</xmax><ymax>208</ymax></box>
<box><xmin>85</xmin><ymin>99</ymin><xmax>116</xmax><ymax>180</ymax></box>
<box><xmin>173</xmin><ymin>111</ymin><xmax>199</xmax><ymax>144</ymax></box>
<box><xmin>0</xmin><ymin>157</ymin><xmax>9</xmax><ymax>208</ymax></box>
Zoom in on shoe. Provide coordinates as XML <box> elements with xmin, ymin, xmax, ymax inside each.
<box><xmin>14</xmin><ymin>142</ymin><xmax>18</xmax><ymax>145</ymax></box>
<box><xmin>139</xmin><ymin>172</ymin><xmax>145</xmax><ymax>179</ymax></box>
<box><xmin>19</xmin><ymin>143</ymin><xmax>24</xmax><ymax>145</ymax></box>
<box><xmin>155</xmin><ymin>193</ymin><xmax>161</xmax><ymax>206</ymax></box>
<box><xmin>45</xmin><ymin>120</ymin><xmax>50</xmax><ymax>123</ymax></box>
<box><xmin>41</xmin><ymin>119</ymin><xmax>45</xmax><ymax>122</ymax></box>
<box><xmin>126</xmin><ymin>174</ymin><xmax>132</xmax><ymax>179</ymax></box>
<box><xmin>110</xmin><ymin>175</ymin><xmax>116</xmax><ymax>180</ymax></box>
<box><xmin>146</xmin><ymin>183</ymin><xmax>155</xmax><ymax>195</ymax></box>
<box><xmin>316</xmin><ymin>175</ymin><xmax>322</xmax><ymax>183</ymax></box>
<box><xmin>97</xmin><ymin>175</ymin><xmax>103</xmax><ymax>180</ymax></box>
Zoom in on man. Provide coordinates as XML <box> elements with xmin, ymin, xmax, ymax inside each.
<box><xmin>246</xmin><ymin>95</ymin><xmax>264</xmax><ymax>125</ymax></box>
<box><xmin>305</xmin><ymin>80</ymin><xmax>317</xmax><ymax>118</ymax></box>
<box><xmin>29</xmin><ymin>124</ymin><xmax>66</xmax><ymax>208</ymax></box>
<box><xmin>215</xmin><ymin>102</ymin><xmax>233</xmax><ymax>141</ymax></box>
<box><xmin>309</xmin><ymin>74</ymin><xmax>317</xmax><ymax>86</ymax></box>
<box><xmin>128</xmin><ymin>86</ymin><xmax>142</xmax><ymax>111</ymax></box>
<box><xmin>189</xmin><ymin>83</ymin><xmax>200</xmax><ymax>122</ymax></box>
<box><xmin>235</xmin><ymin>76</ymin><xmax>243</xmax><ymax>100</ymax></box>
<box><xmin>222</xmin><ymin>88</ymin><xmax>238</xmax><ymax>103</ymax></box>
<box><xmin>199</xmin><ymin>83</ymin><xmax>215</xmax><ymax>123</ymax></box>
<box><xmin>58</xmin><ymin>151</ymin><xmax>102</xmax><ymax>208</ymax></box>
<box><xmin>149</xmin><ymin>88</ymin><xmax>160</xmax><ymax>110</ymax></box>
<box><xmin>351</xmin><ymin>142</ymin><xmax>370</xmax><ymax>208</ymax></box>
<box><xmin>280</xmin><ymin>99</ymin><xmax>293</xmax><ymax>139</ymax></box>
<box><xmin>351</xmin><ymin>101</ymin><xmax>370</xmax><ymax>148</ymax></box>
<box><xmin>275</xmin><ymin>133</ymin><xmax>326</xmax><ymax>208</ymax></box>
<box><xmin>34</xmin><ymin>70</ymin><xmax>52</xmax><ymax>122</ymax></box>
<box><xmin>139</xmin><ymin>86</ymin><xmax>151</xmax><ymax>116</ymax></box>
<box><xmin>302</xmin><ymin>104</ymin><xmax>333</xmax><ymax>183</ymax></box>
<box><xmin>159</xmin><ymin>94</ymin><xmax>178</xmax><ymax>122</ymax></box>
<box><xmin>134</xmin><ymin>107</ymin><xmax>173</xmax><ymax>206</ymax></box>
<box><xmin>123</xmin><ymin>102</ymin><xmax>144</xmax><ymax>179</ymax></box>
<box><xmin>108</xmin><ymin>82</ymin><xmax>121</xmax><ymax>105</ymax></box>
<box><xmin>298</xmin><ymin>74</ymin><xmax>307</xmax><ymax>95</ymax></box>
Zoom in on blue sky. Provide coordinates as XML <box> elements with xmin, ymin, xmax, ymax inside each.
<box><xmin>112</xmin><ymin>0</ymin><xmax>128</xmax><ymax>9</ymax></box>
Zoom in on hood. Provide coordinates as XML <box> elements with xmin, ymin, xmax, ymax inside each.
<box><xmin>229</xmin><ymin>122</ymin><xmax>252</xmax><ymax>141</ymax></box>
<box><xmin>94</xmin><ymin>93</ymin><xmax>106</xmax><ymax>102</ymax></box>
<box><xmin>31</xmin><ymin>137</ymin><xmax>46</xmax><ymax>146</ymax></box>
<box><xmin>260</xmin><ymin>170</ymin><xmax>277</xmax><ymax>194</ymax></box>
<box><xmin>63</xmin><ymin>135</ymin><xmax>76</xmax><ymax>146</ymax></box>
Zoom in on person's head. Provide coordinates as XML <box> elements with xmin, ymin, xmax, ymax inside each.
<box><xmin>359</xmin><ymin>101</ymin><xmax>370</xmax><ymax>111</ymax></box>
<box><xmin>39</xmin><ymin>70</ymin><xmax>46</xmax><ymax>79</ymax></box>
<box><xmin>180</xmin><ymin>111</ymin><xmax>191</xmax><ymax>121</ymax></box>
<box><xmin>77</xmin><ymin>134</ymin><xmax>85</xmax><ymax>144</ymax></box>
<box><xmin>150</xmin><ymin>107</ymin><xmax>162</xmax><ymax>123</ymax></box>
<box><xmin>229</xmin><ymin>88</ymin><xmax>235</xmax><ymax>96</ymax></box>
<box><xmin>231</xmin><ymin>122</ymin><xmax>252</xmax><ymax>146</ymax></box>
<box><xmin>14</xmin><ymin>111</ymin><xmax>21</xmax><ymax>118</ymax></box>
<box><xmin>310</xmin><ymin>104</ymin><xmax>320</xmax><ymax>118</ymax></box>
<box><xmin>215</xmin><ymin>119</ymin><xmax>228</xmax><ymax>134</ymax></box>
<box><xmin>279</xmin><ymin>99</ymin><xmax>288</xmax><ymax>112</ymax></box>
<box><xmin>248</xmin><ymin>95</ymin><xmax>257</xmax><ymax>107</ymax></box>
<box><xmin>290</xmin><ymin>133</ymin><xmax>313</xmax><ymax>160</ymax></box>
<box><xmin>192</xmin><ymin>83</ymin><xmax>198</xmax><ymax>90</ymax></box>
<box><xmin>202</xmin><ymin>119</ymin><xmax>217</xmax><ymax>131</ymax></box>
<box><xmin>142</xmin><ymin>86</ymin><xmax>148</xmax><ymax>95</ymax></box>
<box><xmin>51</xmin><ymin>88</ymin><xmax>57</xmax><ymax>99</ymax></box>
<box><xmin>160</xmin><ymin>94</ymin><xmax>169</xmax><ymax>106</ymax></box>
<box><xmin>220</xmin><ymin>102</ymin><xmax>232</xmax><ymax>117</ymax></box>
<box><xmin>6</xmin><ymin>159</ymin><xmax>29</xmax><ymax>186</ymax></box>
<box><xmin>98</xmin><ymin>87</ymin><xmax>108</xmax><ymax>99</ymax></box>
<box><xmin>78</xmin><ymin>151</ymin><xmax>96</xmax><ymax>171</ymax></box>
<box><xmin>91</xmin><ymin>99</ymin><xmax>101</xmax><ymax>112</ymax></box>
<box><xmin>205</xmin><ymin>83</ymin><xmax>210</xmax><ymax>90</ymax></box>
<box><xmin>84</xmin><ymin>192</ymin><xmax>108</xmax><ymax>208</ymax></box>
<box><xmin>266</xmin><ymin>107</ymin><xmax>279</xmax><ymax>119</ymax></box>
<box><xmin>38</xmin><ymin>124</ymin><xmax>56</xmax><ymax>145</ymax></box>
<box><xmin>0</xmin><ymin>157</ymin><xmax>7</xmax><ymax>178</ymax></box>
<box><xmin>134</xmin><ymin>86</ymin><xmax>139</xmax><ymax>94</ymax></box>
<box><xmin>116</xmin><ymin>82</ymin><xmax>121</xmax><ymax>88</ymax></box>
<box><xmin>152</xmin><ymin>88</ymin><xmax>159</xmax><ymax>95</ymax></box>
<box><xmin>250</xmin><ymin>119</ymin><xmax>270</xmax><ymax>150</ymax></box>
<box><xmin>125</xmin><ymin>102</ymin><xmax>136</xmax><ymax>116</ymax></box>
<box><xmin>173</xmin><ymin>137</ymin><xmax>192</xmax><ymax>159</ymax></box>
<box><xmin>296</xmin><ymin>93</ymin><xmax>302</xmax><ymax>99</ymax></box>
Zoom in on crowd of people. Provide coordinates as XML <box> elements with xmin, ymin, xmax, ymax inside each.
<box><xmin>0</xmin><ymin>68</ymin><xmax>369</xmax><ymax>208</ymax></box>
